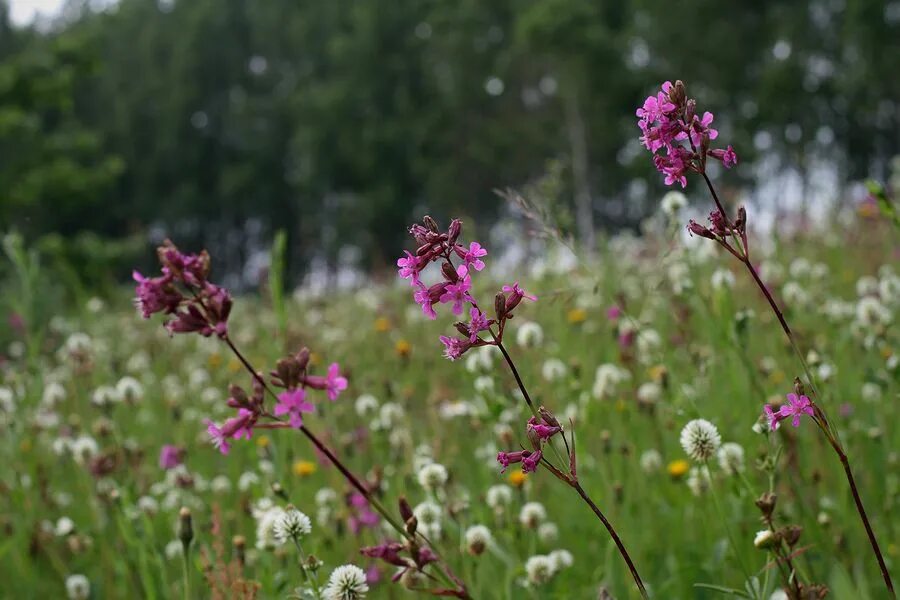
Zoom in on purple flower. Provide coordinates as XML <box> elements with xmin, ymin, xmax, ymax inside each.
<box><xmin>710</xmin><ymin>145</ymin><xmax>739</xmax><ymax>168</ymax></box>
<box><xmin>413</xmin><ymin>282</ymin><xmax>447</xmax><ymax>320</ymax></box>
<box><xmin>439</xmin><ymin>265</ymin><xmax>473</xmax><ymax>316</ymax></box>
<box><xmin>159</xmin><ymin>445</ymin><xmax>183</xmax><ymax>469</ymax></box>
<box><xmin>303</xmin><ymin>363</ymin><xmax>349</xmax><ymax>400</ymax></box>
<box><xmin>467</xmin><ymin>308</ymin><xmax>490</xmax><ymax>342</ymax></box>
<box><xmin>522</xmin><ymin>450</ymin><xmax>542</xmax><ymax>473</ymax></box>
<box><xmin>133</xmin><ymin>271</ymin><xmax>181</xmax><ymax>318</ymax></box>
<box><xmin>204</xmin><ymin>420</ymin><xmax>231</xmax><ymax>455</ymax></box>
<box><xmin>439</xmin><ymin>335</ymin><xmax>471</xmax><ymax>360</ymax></box>
<box><xmin>273</xmin><ymin>388</ymin><xmax>315</xmax><ymax>428</ymax></box>
<box><xmin>461</xmin><ymin>242</ymin><xmax>487</xmax><ymax>271</ymax></box>
<box><xmin>496</xmin><ymin>450</ymin><xmax>526</xmax><ymax>473</ymax></box>
<box><xmin>764</xmin><ymin>393</ymin><xmax>815</xmax><ymax>430</ymax></box>
<box><xmin>689</xmin><ymin>111</ymin><xmax>718</xmax><ymax>146</ymax></box>
<box><xmin>527</xmin><ymin>416</ymin><xmax>561</xmax><ymax>440</ymax></box>
<box><xmin>396</xmin><ymin>250</ymin><xmax>421</xmax><ymax>285</ymax></box>
<box><xmin>502</xmin><ymin>281</ymin><xmax>537</xmax><ymax>313</ymax></box>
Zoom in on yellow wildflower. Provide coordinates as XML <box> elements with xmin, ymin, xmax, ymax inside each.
<box><xmin>293</xmin><ymin>460</ymin><xmax>317</xmax><ymax>477</ymax></box>
<box><xmin>508</xmin><ymin>471</ymin><xmax>528</xmax><ymax>487</ymax></box>
<box><xmin>668</xmin><ymin>459</ymin><xmax>689</xmax><ymax>479</ymax></box>
<box><xmin>567</xmin><ymin>308</ymin><xmax>587</xmax><ymax>324</ymax></box>
<box><xmin>256</xmin><ymin>435</ymin><xmax>270</xmax><ymax>449</ymax></box>
<box><xmin>374</xmin><ymin>317</ymin><xmax>391</xmax><ymax>332</ymax></box>
<box><xmin>395</xmin><ymin>339</ymin><xmax>411</xmax><ymax>358</ymax></box>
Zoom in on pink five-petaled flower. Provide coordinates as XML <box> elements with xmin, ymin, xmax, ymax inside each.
<box><xmin>204</xmin><ymin>421</ymin><xmax>231</xmax><ymax>455</ymax></box>
<box><xmin>689</xmin><ymin>111</ymin><xmax>718</xmax><ymax>147</ymax></box>
<box><xmin>133</xmin><ymin>271</ymin><xmax>181</xmax><ymax>318</ymax></box>
<box><xmin>764</xmin><ymin>393</ymin><xmax>815</xmax><ymax>431</ymax></box>
<box><xmin>502</xmin><ymin>281</ymin><xmax>537</xmax><ymax>313</ymax></box>
<box><xmin>413</xmin><ymin>282</ymin><xmax>447</xmax><ymax>320</ymax></box>
<box><xmin>396</xmin><ymin>250</ymin><xmax>421</xmax><ymax>285</ymax></box>
<box><xmin>439</xmin><ymin>265</ymin><xmax>473</xmax><ymax>316</ymax></box>
<box><xmin>460</xmin><ymin>241</ymin><xmax>487</xmax><ymax>271</ymax></box>
<box><xmin>304</xmin><ymin>363</ymin><xmax>348</xmax><ymax>400</ymax></box>
<box><xmin>274</xmin><ymin>388</ymin><xmax>315</xmax><ymax>428</ymax></box>
<box><xmin>709</xmin><ymin>145</ymin><xmax>739</xmax><ymax>169</ymax></box>
<box><xmin>467</xmin><ymin>307</ymin><xmax>490</xmax><ymax>342</ymax></box>
<box><xmin>439</xmin><ymin>335</ymin><xmax>471</xmax><ymax>360</ymax></box>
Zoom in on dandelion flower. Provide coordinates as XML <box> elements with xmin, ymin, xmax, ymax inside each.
<box><xmin>524</xmin><ymin>555</ymin><xmax>555</xmax><ymax>585</ymax></box>
<box><xmin>680</xmin><ymin>419</ymin><xmax>721</xmax><ymax>462</ymax></box>
<box><xmin>465</xmin><ymin>525</ymin><xmax>492</xmax><ymax>555</ymax></box>
<box><xmin>417</xmin><ymin>463</ymin><xmax>448</xmax><ymax>492</ymax></box>
<box><xmin>323</xmin><ymin>564</ymin><xmax>369</xmax><ymax>600</ymax></box>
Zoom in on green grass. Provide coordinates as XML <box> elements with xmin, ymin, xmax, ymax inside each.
<box><xmin>0</xmin><ymin>220</ymin><xmax>897</xmax><ymax>599</ymax></box>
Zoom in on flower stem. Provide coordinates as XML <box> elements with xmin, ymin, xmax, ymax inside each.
<box><xmin>573</xmin><ymin>481</ymin><xmax>649</xmax><ymax>599</ymax></box>
<box><xmin>699</xmin><ymin>176</ymin><xmax>896</xmax><ymax>598</ymax></box>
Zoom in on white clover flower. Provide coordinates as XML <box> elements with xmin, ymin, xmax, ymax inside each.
<box><xmin>639</xmin><ymin>449</ymin><xmax>663</xmax><ymax>473</ymax></box>
<box><xmin>782</xmin><ymin>281</ymin><xmax>809</xmax><ymax>306</ymax></box>
<box><xmin>354</xmin><ymin>394</ymin><xmax>379</xmax><ymax>416</ymax></box>
<box><xmin>66</xmin><ymin>574</ymin><xmax>90</xmax><ymax>600</ymax></box>
<box><xmin>91</xmin><ymin>385</ymin><xmax>121</xmax><ymax>408</ymax></box>
<box><xmin>856</xmin><ymin>275</ymin><xmax>879</xmax><ymax>297</ymax></box>
<box><xmin>413</xmin><ymin>501</ymin><xmax>442</xmax><ymax>526</ymax></box>
<box><xmin>636</xmin><ymin>329</ymin><xmax>661</xmax><ymax>361</ymax></box>
<box><xmin>661</xmin><ymin>190</ymin><xmax>687</xmax><ymax>216</ymax></box>
<box><xmin>126</xmin><ymin>351</ymin><xmax>151</xmax><ymax>373</ymax></box>
<box><xmin>377</xmin><ymin>402</ymin><xmax>405</xmax><ymax>429</ymax></box>
<box><xmin>537</xmin><ymin>522</ymin><xmax>558</xmax><ymax>543</ymax></box>
<box><xmin>255</xmin><ymin>506</ymin><xmax>287</xmax><ymax>550</ymax></box>
<box><xmin>0</xmin><ymin>386</ymin><xmax>14</xmax><ymax>413</ymax></box>
<box><xmin>519</xmin><ymin>502</ymin><xmax>547</xmax><ymax>529</ymax></box>
<box><xmin>137</xmin><ymin>496</ymin><xmax>159</xmax><ymax>514</ymax></box>
<box><xmin>711</xmin><ymin>268</ymin><xmax>736</xmax><ymax>290</ymax></box>
<box><xmin>758</xmin><ymin>260</ymin><xmax>784</xmax><ymax>282</ymax></box>
<box><xmin>856</xmin><ymin>296</ymin><xmax>892</xmax><ymax>327</ymax></box>
<box><xmin>210</xmin><ymin>475</ymin><xmax>232</xmax><ymax>494</ymax></box>
<box><xmin>417</xmin><ymin>463</ymin><xmax>448</xmax><ymax>492</ymax></box>
<box><xmin>473</xmin><ymin>375</ymin><xmax>495</xmax><ymax>394</ymax></box>
<box><xmin>41</xmin><ymin>382</ymin><xmax>66</xmax><ymax>407</ymax></box>
<box><xmin>680</xmin><ymin>419</ymin><xmax>721</xmax><ymax>462</ymax></box>
<box><xmin>273</xmin><ymin>507</ymin><xmax>312</xmax><ymax>543</ymax></box>
<box><xmin>879</xmin><ymin>272</ymin><xmax>900</xmax><ymax>304</ymax></box>
<box><xmin>486</xmin><ymin>485</ymin><xmax>513</xmax><ymax>512</ymax></box>
<box><xmin>516</xmin><ymin>322</ymin><xmax>544</xmax><ymax>348</ymax></box>
<box><xmin>548</xmin><ymin>549</ymin><xmax>573</xmax><ymax>570</ymax></box>
<box><xmin>524</xmin><ymin>555</ymin><xmax>555</xmax><ymax>585</ymax></box>
<box><xmin>667</xmin><ymin>260</ymin><xmax>692</xmax><ymax>295</ymax></box>
<box><xmin>116</xmin><ymin>376</ymin><xmax>144</xmax><ymax>404</ymax></box>
<box><xmin>238</xmin><ymin>472</ymin><xmax>260</xmax><ymax>491</ymax></box>
<box><xmin>63</xmin><ymin>333</ymin><xmax>93</xmax><ymax>356</ymax></box>
<box><xmin>861</xmin><ymin>382</ymin><xmax>882</xmax><ymax>403</ymax></box>
<box><xmin>716</xmin><ymin>442</ymin><xmax>745</xmax><ymax>475</ymax></box>
<box><xmin>541</xmin><ymin>358</ymin><xmax>568</xmax><ymax>382</ymax></box>
<box><xmin>55</xmin><ymin>516</ymin><xmax>75</xmax><ymax>537</ymax></box>
<box><xmin>70</xmin><ymin>435</ymin><xmax>99</xmax><ymax>464</ymax></box>
<box><xmin>464</xmin><ymin>525</ymin><xmax>492</xmax><ymax>555</ymax></box>
<box><xmin>687</xmin><ymin>466</ymin><xmax>711</xmax><ymax>496</ymax></box>
<box><xmin>464</xmin><ymin>345</ymin><xmax>495</xmax><ymax>373</ymax></box>
<box><xmin>789</xmin><ymin>258</ymin><xmax>811</xmax><ymax>279</ymax></box>
<box><xmin>164</xmin><ymin>539</ymin><xmax>183</xmax><ymax>559</ymax></box>
<box><xmin>323</xmin><ymin>564</ymin><xmax>369</xmax><ymax>600</ymax></box>
<box><xmin>636</xmin><ymin>382</ymin><xmax>661</xmax><ymax>405</ymax></box>
<box><xmin>315</xmin><ymin>487</ymin><xmax>338</xmax><ymax>506</ymax></box>
<box><xmin>592</xmin><ymin>363</ymin><xmax>631</xmax><ymax>399</ymax></box>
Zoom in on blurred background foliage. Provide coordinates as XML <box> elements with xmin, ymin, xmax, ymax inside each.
<box><xmin>0</xmin><ymin>0</ymin><xmax>897</xmax><ymax>286</ymax></box>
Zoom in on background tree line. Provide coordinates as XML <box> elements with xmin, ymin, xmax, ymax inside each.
<box><xmin>0</xmin><ymin>0</ymin><xmax>897</xmax><ymax>287</ymax></box>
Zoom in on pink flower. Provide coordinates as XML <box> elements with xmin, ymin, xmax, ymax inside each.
<box><xmin>133</xmin><ymin>271</ymin><xmax>181</xmax><ymax>318</ymax></box>
<box><xmin>204</xmin><ymin>420</ymin><xmax>230</xmax><ymax>455</ymax></box>
<box><xmin>764</xmin><ymin>393</ymin><xmax>815</xmax><ymax>430</ymax></box>
<box><xmin>304</xmin><ymin>363</ymin><xmax>349</xmax><ymax>400</ymax></box>
<box><xmin>439</xmin><ymin>335</ymin><xmax>471</xmax><ymax>360</ymax></box>
<box><xmin>439</xmin><ymin>265</ymin><xmax>472</xmax><ymax>316</ymax></box>
<box><xmin>502</xmin><ymin>281</ymin><xmax>537</xmax><ymax>313</ymax></box>
<box><xmin>413</xmin><ymin>282</ymin><xmax>446</xmax><ymax>320</ymax></box>
<box><xmin>689</xmin><ymin>111</ymin><xmax>718</xmax><ymax>146</ymax></box>
<box><xmin>606</xmin><ymin>305</ymin><xmax>622</xmax><ymax>321</ymax></box>
<box><xmin>710</xmin><ymin>145</ymin><xmax>739</xmax><ymax>168</ymax></box>
<box><xmin>274</xmin><ymin>388</ymin><xmax>315</xmax><ymax>428</ymax></box>
<box><xmin>496</xmin><ymin>450</ymin><xmax>527</xmax><ymax>473</ymax></box>
<box><xmin>527</xmin><ymin>416</ymin><xmax>561</xmax><ymax>440</ymax></box>
<box><xmin>396</xmin><ymin>250</ymin><xmax>421</xmax><ymax>285</ymax></box>
<box><xmin>461</xmin><ymin>242</ymin><xmax>487</xmax><ymax>271</ymax></box>
<box><xmin>467</xmin><ymin>308</ymin><xmax>490</xmax><ymax>342</ymax></box>
<box><xmin>521</xmin><ymin>450</ymin><xmax>542</xmax><ymax>473</ymax></box>
<box><xmin>159</xmin><ymin>445</ymin><xmax>183</xmax><ymax>469</ymax></box>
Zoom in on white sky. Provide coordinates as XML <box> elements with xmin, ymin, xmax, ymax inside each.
<box><xmin>8</xmin><ymin>0</ymin><xmax>66</xmax><ymax>26</ymax></box>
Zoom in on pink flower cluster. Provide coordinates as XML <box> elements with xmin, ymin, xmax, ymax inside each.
<box><xmin>398</xmin><ymin>216</ymin><xmax>535</xmax><ymax>360</ymax></box>
<box><xmin>637</xmin><ymin>80</ymin><xmax>738</xmax><ymax>188</ymax></box>
<box><xmin>497</xmin><ymin>410</ymin><xmax>562</xmax><ymax>474</ymax></box>
<box><xmin>764</xmin><ymin>392</ymin><xmax>815</xmax><ymax>431</ymax></box>
<box><xmin>133</xmin><ymin>240</ymin><xmax>232</xmax><ymax>337</ymax></box>
<box><xmin>204</xmin><ymin>349</ymin><xmax>348</xmax><ymax>455</ymax></box>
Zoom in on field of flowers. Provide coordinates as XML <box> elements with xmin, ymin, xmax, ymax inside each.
<box><xmin>2</xmin><ymin>82</ymin><xmax>899</xmax><ymax>599</ymax></box>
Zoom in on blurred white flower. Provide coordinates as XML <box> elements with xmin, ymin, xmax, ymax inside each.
<box><xmin>417</xmin><ymin>463</ymin><xmax>448</xmax><ymax>492</ymax></box>
<box><xmin>464</xmin><ymin>524</ymin><xmax>492</xmax><ymax>555</ymax></box>
<box><xmin>524</xmin><ymin>555</ymin><xmax>555</xmax><ymax>585</ymax></box>
<box><xmin>716</xmin><ymin>442</ymin><xmax>745</xmax><ymax>475</ymax></box>
<box><xmin>680</xmin><ymin>419</ymin><xmax>721</xmax><ymax>462</ymax></box>
<box><xmin>516</xmin><ymin>322</ymin><xmax>544</xmax><ymax>348</ymax></box>
<box><xmin>519</xmin><ymin>502</ymin><xmax>547</xmax><ymax>529</ymax></box>
<box><xmin>640</xmin><ymin>449</ymin><xmax>663</xmax><ymax>473</ymax></box>
<box><xmin>66</xmin><ymin>574</ymin><xmax>90</xmax><ymax>600</ymax></box>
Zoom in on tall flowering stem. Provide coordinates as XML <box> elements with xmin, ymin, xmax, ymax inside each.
<box><xmin>639</xmin><ymin>80</ymin><xmax>895</xmax><ymax>597</ymax></box>
<box><xmin>135</xmin><ymin>240</ymin><xmax>470</xmax><ymax>600</ymax></box>
<box><xmin>398</xmin><ymin>217</ymin><xmax>649</xmax><ymax>599</ymax></box>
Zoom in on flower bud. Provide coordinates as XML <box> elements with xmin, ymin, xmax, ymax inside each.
<box><xmin>295</xmin><ymin>347</ymin><xmax>310</xmax><ymax>371</ymax></box>
<box><xmin>454</xmin><ymin>322</ymin><xmax>470</xmax><ymax>337</ymax></box>
<box><xmin>684</xmin><ymin>99</ymin><xmax>696</xmax><ymax>124</ymax></box>
<box><xmin>781</xmin><ymin>525</ymin><xmax>802</xmax><ymax>547</ymax></box>
<box><xmin>447</xmin><ymin>219</ymin><xmax>462</xmax><ymax>244</ymax></box>
<box><xmin>398</xmin><ymin>496</ymin><xmax>414</xmax><ymax>523</ymax></box>
<box><xmin>494</xmin><ymin>292</ymin><xmax>507</xmax><ymax>321</ymax></box>
<box><xmin>423</xmin><ymin>216</ymin><xmax>439</xmax><ymax>232</ymax></box>
<box><xmin>232</xmin><ymin>535</ymin><xmax>246</xmax><ymax>566</ymax></box>
<box><xmin>755</xmin><ymin>492</ymin><xmax>777</xmax><ymax>517</ymax></box>
<box><xmin>753</xmin><ymin>529</ymin><xmax>778</xmax><ymax>549</ymax></box>
<box><xmin>178</xmin><ymin>507</ymin><xmax>194</xmax><ymax>549</ymax></box>
<box><xmin>671</xmin><ymin>80</ymin><xmax>686</xmax><ymax>106</ymax></box>
<box><xmin>441</xmin><ymin>262</ymin><xmax>459</xmax><ymax>283</ymax></box>
<box><xmin>793</xmin><ymin>377</ymin><xmax>806</xmax><ymax>397</ymax></box>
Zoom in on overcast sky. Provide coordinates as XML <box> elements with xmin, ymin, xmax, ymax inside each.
<box><xmin>8</xmin><ymin>0</ymin><xmax>66</xmax><ymax>26</ymax></box>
